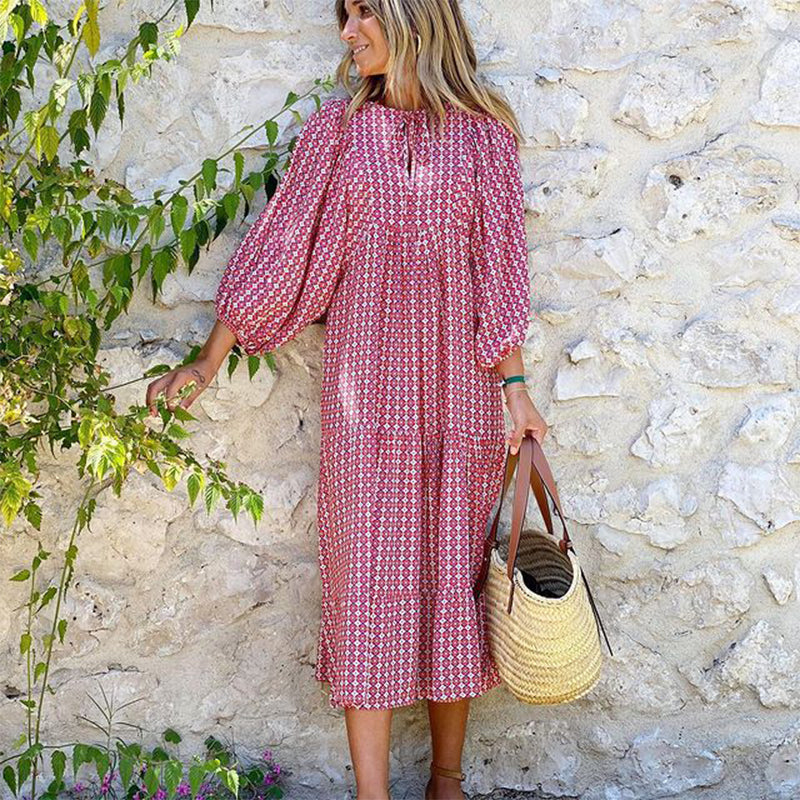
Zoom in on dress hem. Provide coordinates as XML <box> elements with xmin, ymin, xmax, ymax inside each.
<box><xmin>313</xmin><ymin>672</ymin><xmax>504</xmax><ymax>711</ymax></box>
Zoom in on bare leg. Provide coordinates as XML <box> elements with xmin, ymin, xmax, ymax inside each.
<box><xmin>424</xmin><ymin>698</ymin><xmax>469</xmax><ymax>800</ymax></box>
<box><xmin>344</xmin><ymin>707</ymin><xmax>394</xmax><ymax>800</ymax></box>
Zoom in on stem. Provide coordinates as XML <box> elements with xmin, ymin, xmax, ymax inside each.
<box><xmin>29</xmin><ymin>478</ymin><xmax>110</xmax><ymax>799</ymax></box>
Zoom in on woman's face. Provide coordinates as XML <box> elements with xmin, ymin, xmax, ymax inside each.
<box><xmin>340</xmin><ymin>0</ymin><xmax>389</xmax><ymax>77</ymax></box>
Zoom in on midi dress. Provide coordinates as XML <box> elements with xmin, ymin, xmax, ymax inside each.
<box><xmin>214</xmin><ymin>95</ymin><xmax>532</xmax><ymax>710</ymax></box>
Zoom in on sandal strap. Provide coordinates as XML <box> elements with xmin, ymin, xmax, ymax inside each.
<box><xmin>430</xmin><ymin>763</ymin><xmax>466</xmax><ymax>781</ymax></box>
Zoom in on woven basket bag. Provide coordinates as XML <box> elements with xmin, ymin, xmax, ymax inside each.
<box><xmin>472</xmin><ymin>432</ymin><xmax>614</xmax><ymax>705</ymax></box>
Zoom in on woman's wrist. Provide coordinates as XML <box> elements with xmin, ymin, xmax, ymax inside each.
<box><xmin>500</xmin><ymin>372</ymin><xmax>529</xmax><ymax>402</ymax></box>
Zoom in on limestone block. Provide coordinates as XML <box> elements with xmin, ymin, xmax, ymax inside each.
<box><xmin>664</xmin><ymin>0</ymin><xmax>758</xmax><ymax>45</ymax></box>
<box><xmin>554</xmin><ymin>349</ymin><xmax>628</xmax><ymax>400</ymax></box>
<box><xmin>752</xmin><ymin>38</ymin><xmax>800</xmax><ymax>128</ymax></box>
<box><xmin>772</xmin><ymin>212</ymin><xmax>800</xmax><ymax>242</ymax></box>
<box><xmin>677</xmin><ymin>319</ymin><xmax>793</xmax><ymax>388</ymax></box>
<box><xmin>769</xmin><ymin>284</ymin><xmax>800</xmax><ymax>332</ymax></box>
<box><xmin>614</xmin><ymin>54</ymin><xmax>718</xmax><ymax>139</ymax></box>
<box><xmin>763</xmin><ymin>567</ymin><xmax>794</xmax><ymax>604</ymax></box>
<box><xmin>475</xmin><ymin>718</ymin><xmax>581</xmax><ymax>797</ymax></box>
<box><xmin>194</xmin><ymin>464</ymin><xmax>316</xmax><ymax>547</ymax></box>
<box><xmin>566</xmin><ymin>476</ymin><xmax>697</xmax><ymax>549</ymax></box>
<box><xmin>493</xmin><ymin>71</ymin><xmax>589</xmax><ymax>147</ymax></box>
<box><xmin>590</xmin><ymin>641</ymin><xmax>687</xmax><ymax>712</ymax></box>
<box><xmin>673</xmin><ymin>558</ymin><xmax>753</xmax><ymax>628</ymax></box>
<box><xmin>159</xmin><ymin>263</ymin><xmax>220</xmax><ymax>308</ymax></box>
<box><xmin>631</xmin><ymin>388</ymin><xmax>715</xmax><ymax>468</ymax></box>
<box><xmin>130</xmin><ymin>544</ymin><xmax>263</xmax><ymax>657</ymax></box>
<box><xmin>527</xmin><ymin>146</ymin><xmax>612</xmax><ymax>229</ymax></box>
<box><xmin>528</xmin><ymin>0</ymin><xmax>643</xmax><ymax>72</ymax></box>
<box><xmin>710</xmin><ymin>496</ymin><xmax>768</xmax><ymax>548</ymax></box>
<box><xmin>707</xmin><ymin>223</ymin><xmax>796</xmax><ymax>288</ymax></box>
<box><xmin>199</xmin><ymin>358</ymin><xmax>277</xmax><ymax>421</ymax></box>
<box><xmin>683</xmin><ymin>620</ymin><xmax>800</xmax><ymax>708</ymax></box>
<box><xmin>642</xmin><ymin>138</ymin><xmax>788</xmax><ymax>242</ymax></box>
<box><xmin>766</xmin><ymin>722</ymin><xmax>800</xmax><ymax>799</ymax></box>
<box><xmin>536</xmin><ymin>227</ymin><xmax>663</xmax><ymax>303</ymax></box>
<box><xmin>73</xmin><ymin>471</ymin><xmax>185</xmax><ymax>583</ymax></box>
<box><xmin>622</xmin><ymin>729</ymin><xmax>725</xmax><ymax>795</ymax></box>
<box><xmin>717</xmin><ymin>460</ymin><xmax>800</xmax><ymax>533</ymax></box>
<box><xmin>61</xmin><ymin>576</ymin><xmax>127</xmax><ymax>633</ymax></box>
<box><xmin>125</xmin><ymin>129</ymin><xmax>203</xmax><ymax>201</ymax></box>
<box><xmin>735</xmin><ymin>393</ymin><xmax>796</xmax><ymax>449</ymax></box>
<box><xmin>194</xmin><ymin>0</ymin><xmax>334</xmax><ymax>33</ymax></box>
<box><xmin>210</xmin><ymin>47</ymin><xmax>335</xmax><ymax>150</ymax></box>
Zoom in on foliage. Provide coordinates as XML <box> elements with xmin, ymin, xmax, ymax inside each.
<box><xmin>1</xmin><ymin>684</ymin><xmax>285</xmax><ymax>799</ymax></box>
<box><xmin>0</xmin><ymin>1</ymin><xmax>334</xmax><ymax>797</ymax></box>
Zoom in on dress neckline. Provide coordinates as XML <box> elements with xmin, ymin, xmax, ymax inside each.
<box><xmin>365</xmin><ymin>99</ymin><xmax>428</xmax><ymax>116</ymax></box>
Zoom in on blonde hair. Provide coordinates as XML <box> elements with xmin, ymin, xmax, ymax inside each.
<box><xmin>333</xmin><ymin>0</ymin><xmax>524</xmax><ymax>145</ymax></box>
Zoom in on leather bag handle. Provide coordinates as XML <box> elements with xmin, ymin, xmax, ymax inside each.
<box><xmin>472</xmin><ymin>432</ymin><xmax>615</xmax><ymax>656</ymax></box>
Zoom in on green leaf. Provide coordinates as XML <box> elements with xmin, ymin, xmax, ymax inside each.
<box><xmin>3</xmin><ymin>765</ymin><xmax>16</xmax><ymax>797</ymax></box>
<box><xmin>186</xmin><ymin>472</ymin><xmax>204</xmax><ymax>506</ymax></box>
<box><xmin>179</xmin><ymin>226</ymin><xmax>197</xmax><ymax>266</ymax></box>
<box><xmin>144</xmin><ymin>765</ymin><xmax>159</xmax><ymax>796</ymax></box>
<box><xmin>10</xmin><ymin>569</ymin><xmax>30</xmax><ymax>582</ymax></box>
<box><xmin>188</xmin><ymin>764</ymin><xmax>204</xmax><ymax>798</ymax></box>
<box><xmin>20</xmin><ymin>632</ymin><xmax>32</xmax><ymax>655</ymax></box>
<box><xmin>29</xmin><ymin>0</ymin><xmax>48</xmax><ymax>24</ymax></box>
<box><xmin>23</xmin><ymin>502</ymin><xmax>42</xmax><ymax>530</ymax></box>
<box><xmin>233</xmin><ymin>151</ymin><xmax>244</xmax><ymax>187</ymax></box>
<box><xmin>202</xmin><ymin>159</ymin><xmax>217</xmax><ymax>191</ymax></box>
<box><xmin>89</xmin><ymin>89</ymin><xmax>107</xmax><ymax>133</ymax></box>
<box><xmin>40</xmin><ymin>126</ymin><xmax>60</xmax><ymax>162</ymax></box>
<box><xmin>22</xmin><ymin>227</ymin><xmax>39</xmax><ymax>261</ymax></box>
<box><xmin>139</xmin><ymin>21</ymin><xmax>158</xmax><ymax>52</ymax></box>
<box><xmin>222</xmin><ymin>192</ymin><xmax>239</xmax><ymax>222</ymax></box>
<box><xmin>164</xmin><ymin>727</ymin><xmax>182</xmax><ymax>744</ymax></box>
<box><xmin>247</xmin><ymin>355</ymin><xmax>260</xmax><ymax>379</ymax></box>
<box><xmin>265</xmin><ymin>119</ymin><xmax>278</xmax><ymax>145</ymax></box>
<box><xmin>84</xmin><ymin>5</ymin><xmax>100</xmax><ymax>55</ymax></box>
<box><xmin>51</xmin><ymin>750</ymin><xmax>66</xmax><ymax>784</ymax></box>
<box><xmin>164</xmin><ymin>760</ymin><xmax>183</xmax><ymax>798</ymax></box>
<box><xmin>118</xmin><ymin>752</ymin><xmax>134</xmax><ymax>789</ymax></box>
<box><xmin>171</xmin><ymin>195</ymin><xmax>188</xmax><ymax>239</ymax></box>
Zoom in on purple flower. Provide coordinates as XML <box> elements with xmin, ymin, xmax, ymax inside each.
<box><xmin>100</xmin><ymin>771</ymin><xmax>116</xmax><ymax>794</ymax></box>
<box><xmin>177</xmin><ymin>782</ymin><xmax>191</xmax><ymax>797</ymax></box>
<box><xmin>154</xmin><ymin>788</ymin><xmax>167</xmax><ymax>800</ymax></box>
<box><xmin>261</xmin><ymin>749</ymin><xmax>272</xmax><ymax>761</ymax></box>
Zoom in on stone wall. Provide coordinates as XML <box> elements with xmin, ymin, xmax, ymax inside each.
<box><xmin>2</xmin><ymin>1</ymin><xmax>800</xmax><ymax>798</ymax></box>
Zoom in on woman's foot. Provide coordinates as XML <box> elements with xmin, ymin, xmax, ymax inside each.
<box><xmin>424</xmin><ymin>764</ymin><xmax>465</xmax><ymax>800</ymax></box>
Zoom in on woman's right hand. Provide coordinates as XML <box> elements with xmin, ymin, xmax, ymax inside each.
<box><xmin>145</xmin><ymin>356</ymin><xmax>219</xmax><ymax>417</ymax></box>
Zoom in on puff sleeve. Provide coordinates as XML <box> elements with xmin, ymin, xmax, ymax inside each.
<box><xmin>468</xmin><ymin>114</ymin><xmax>532</xmax><ymax>369</ymax></box>
<box><xmin>214</xmin><ymin>98</ymin><xmax>349</xmax><ymax>356</ymax></box>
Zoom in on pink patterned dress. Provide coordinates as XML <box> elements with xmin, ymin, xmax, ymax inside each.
<box><xmin>214</xmin><ymin>96</ymin><xmax>531</xmax><ymax>710</ymax></box>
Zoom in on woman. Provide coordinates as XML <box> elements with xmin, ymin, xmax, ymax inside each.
<box><xmin>146</xmin><ymin>0</ymin><xmax>548</xmax><ymax>797</ymax></box>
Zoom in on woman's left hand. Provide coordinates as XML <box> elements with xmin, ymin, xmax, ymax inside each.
<box><xmin>504</xmin><ymin>389</ymin><xmax>548</xmax><ymax>453</ymax></box>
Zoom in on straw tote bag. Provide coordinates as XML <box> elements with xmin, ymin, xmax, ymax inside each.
<box><xmin>472</xmin><ymin>432</ymin><xmax>614</xmax><ymax>704</ymax></box>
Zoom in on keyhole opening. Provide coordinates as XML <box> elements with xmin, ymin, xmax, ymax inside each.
<box><xmin>401</xmin><ymin>120</ymin><xmax>412</xmax><ymax>178</ymax></box>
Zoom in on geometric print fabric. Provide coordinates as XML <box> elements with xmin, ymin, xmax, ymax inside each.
<box><xmin>215</xmin><ymin>95</ymin><xmax>531</xmax><ymax>709</ymax></box>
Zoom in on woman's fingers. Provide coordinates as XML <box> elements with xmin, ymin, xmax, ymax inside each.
<box><xmin>147</xmin><ymin>370</ymin><xmax>184</xmax><ymax>416</ymax></box>
<box><xmin>507</xmin><ymin>423</ymin><xmax>541</xmax><ymax>453</ymax></box>
<box><xmin>506</xmin><ymin>418</ymin><xmax>549</xmax><ymax>453</ymax></box>
<box><xmin>146</xmin><ymin>374</ymin><xmax>169</xmax><ymax>416</ymax></box>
